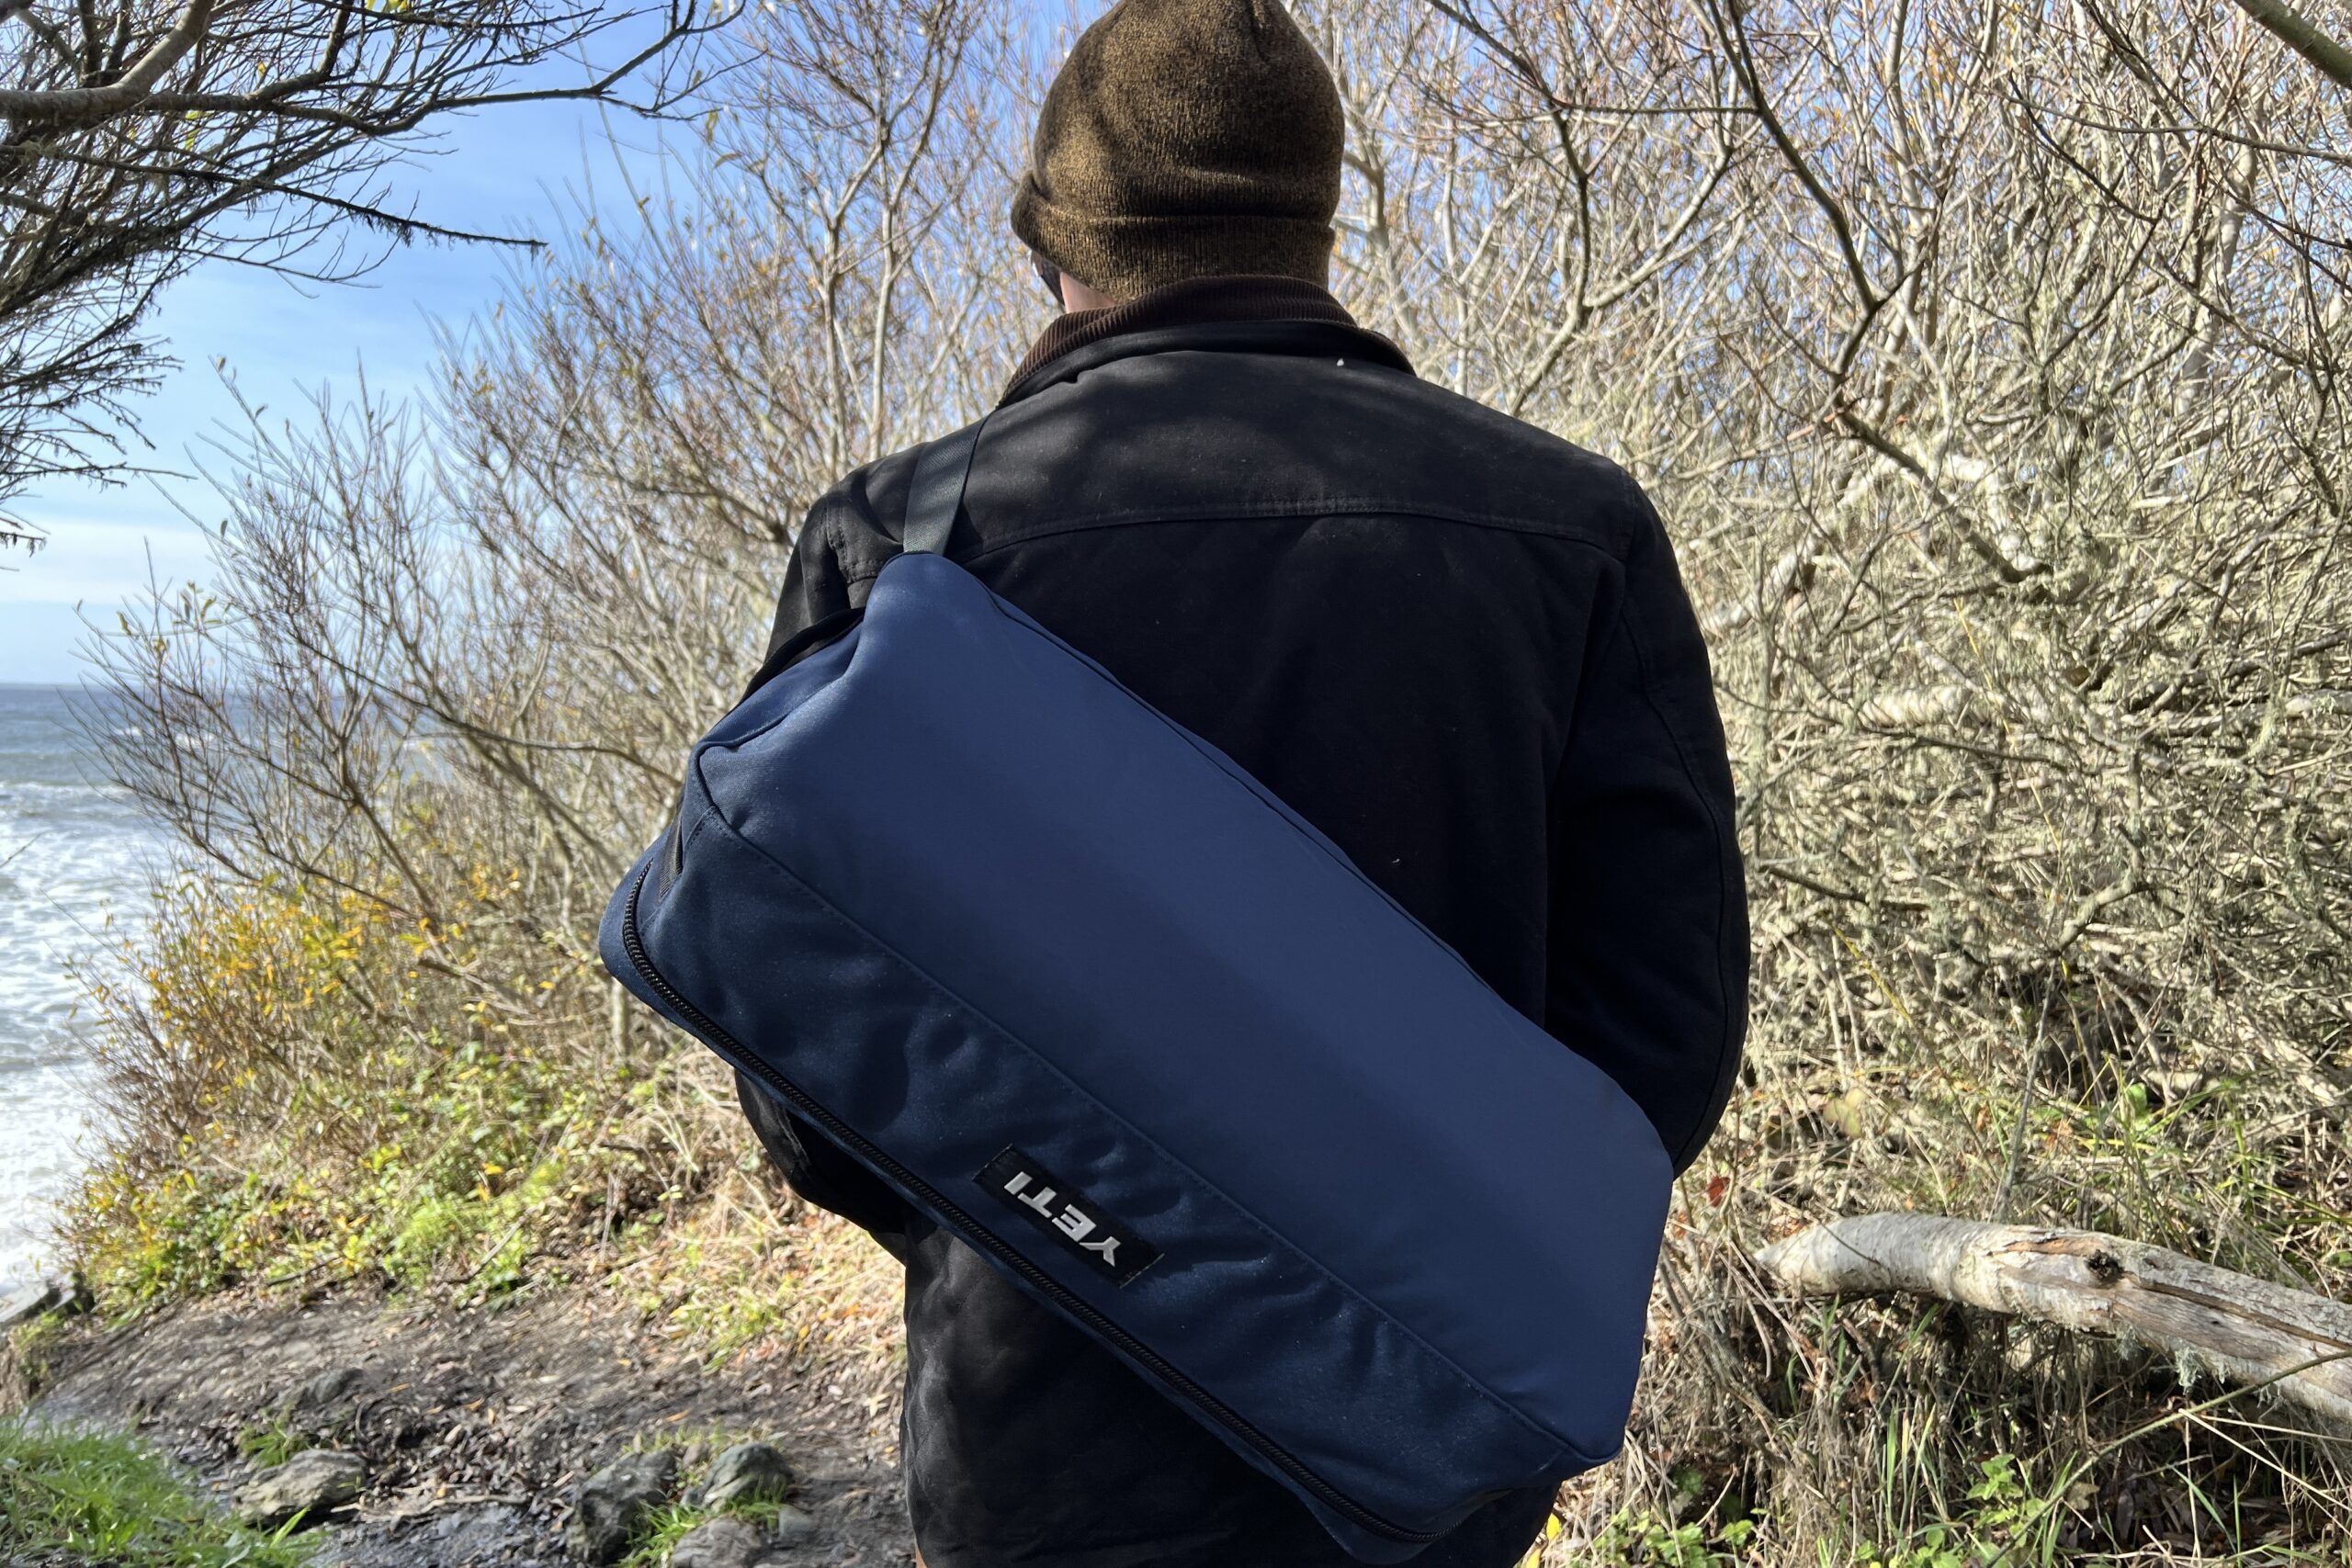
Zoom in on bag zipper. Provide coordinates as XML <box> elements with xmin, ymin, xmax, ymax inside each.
<box><xmin>620</xmin><ymin>863</ymin><xmax>1442</xmax><ymax>1547</ymax></box>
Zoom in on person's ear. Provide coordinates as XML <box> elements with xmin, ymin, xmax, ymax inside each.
<box><xmin>1034</xmin><ymin>253</ymin><xmax>1067</xmax><ymax>308</ymax></box>
<box><xmin>1057</xmin><ymin>272</ymin><xmax>1119</xmax><ymax>312</ymax></box>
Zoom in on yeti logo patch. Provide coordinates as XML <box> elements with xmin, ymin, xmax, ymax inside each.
<box><xmin>977</xmin><ymin>1147</ymin><xmax>1159</xmax><ymax>1286</ymax></box>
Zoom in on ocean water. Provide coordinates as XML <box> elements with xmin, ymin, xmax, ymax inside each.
<box><xmin>0</xmin><ymin>684</ymin><xmax>166</xmax><ymax>1294</ymax></box>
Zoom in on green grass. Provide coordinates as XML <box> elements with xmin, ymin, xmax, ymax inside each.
<box><xmin>0</xmin><ymin>1419</ymin><xmax>313</xmax><ymax>1568</ymax></box>
<box><xmin>618</xmin><ymin>1501</ymin><xmax>715</xmax><ymax>1567</ymax></box>
<box><xmin>234</xmin><ymin>1414</ymin><xmax>313</xmax><ymax>1470</ymax></box>
<box><xmin>609</xmin><ymin>1435</ymin><xmax>798</xmax><ymax>1567</ymax></box>
<box><xmin>617</xmin><ymin>1497</ymin><xmax>790</xmax><ymax>1568</ymax></box>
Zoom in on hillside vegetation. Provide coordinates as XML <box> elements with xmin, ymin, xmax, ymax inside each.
<box><xmin>54</xmin><ymin>0</ymin><xmax>2352</xmax><ymax>1562</ymax></box>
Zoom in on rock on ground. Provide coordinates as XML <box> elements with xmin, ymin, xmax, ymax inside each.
<box><xmin>768</xmin><ymin>1503</ymin><xmax>823</xmax><ymax>1549</ymax></box>
<box><xmin>235</xmin><ymin>1448</ymin><xmax>367</xmax><ymax>1528</ymax></box>
<box><xmin>424</xmin><ymin>1503</ymin><xmax>528</xmax><ymax>1565</ymax></box>
<box><xmin>670</xmin><ymin>1517</ymin><xmax>767</xmax><ymax>1568</ymax></box>
<box><xmin>700</xmin><ymin>1439</ymin><xmax>797</xmax><ymax>1507</ymax></box>
<box><xmin>293</xmin><ymin>1363</ymin><xmax>367</xmax><ymax>1411</ymax></box>
<box><xmin>566</xmin><ymin>1448</ymin><xmax>679</xmax><ymax>1563</ymax></box>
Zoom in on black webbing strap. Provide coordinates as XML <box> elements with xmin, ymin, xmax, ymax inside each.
<box><xmin>900</xmin><ymin>415</ymin><xmax>989</xmax><ymax>557</ymax></box>
<box><xmin>734</xmin><ymin>417</ymin><xmax>989</xmax><ymax>705</ymax></box>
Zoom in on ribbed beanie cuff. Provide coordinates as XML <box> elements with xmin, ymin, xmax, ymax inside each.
<box><xmin>1012</xmin><ymin>189</ymin><xmax>1337</xmax><ymax>300</ymax></box>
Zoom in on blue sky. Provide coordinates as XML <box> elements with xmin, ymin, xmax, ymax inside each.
<box><xmin>0</xmin><ymin>81</ymin><xmax>680</xmax><ymax>686</ymax></box>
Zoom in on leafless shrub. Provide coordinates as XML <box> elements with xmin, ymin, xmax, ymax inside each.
<box><xmin>69</xmin><ymin>0</ymin><xmax>1029</xmax><ymax>1335</ymax></box>
<box><xmin>1310</xmin><ymin>0</ymin><xmax>2351</xmax><ymax>1552</ymax></box>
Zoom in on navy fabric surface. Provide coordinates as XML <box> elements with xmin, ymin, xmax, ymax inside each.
<box><xmin>603</xmin><ymin>547</ymin><xmax>1672</xmax><ymax>1559</ymax></box>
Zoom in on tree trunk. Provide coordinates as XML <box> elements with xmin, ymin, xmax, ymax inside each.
<box><xmin>1756</xmin><ymin>1213</ymin><xmax>2352</xmax><ymax>1430</ymax></box>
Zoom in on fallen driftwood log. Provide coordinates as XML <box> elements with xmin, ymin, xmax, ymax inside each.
<box><xmin>1756</xmin><ymin>1213</ymin><xmax>2352</xmax><ymax>1431</ymax></box>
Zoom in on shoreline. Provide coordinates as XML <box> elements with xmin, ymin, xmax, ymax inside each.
<box><xmin>0</xmin><ymin>682</ymin><xmax>158</xmax><ymax>1313</ymax></box>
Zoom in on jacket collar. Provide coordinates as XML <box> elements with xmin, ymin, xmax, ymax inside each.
<box><xmin>1001</xmin><ymin>276</ymin><xmax>1416</xmax><ymax>407</ymax></box>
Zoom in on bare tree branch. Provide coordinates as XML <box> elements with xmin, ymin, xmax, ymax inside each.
<box><xmin>0</xmin><ymin>0</ymin><xmax>723</xmax><ymax>531</ymax></box>
<box><xmin>2233</xmin><ymin>0</ymin><xmax>2352</xmax><ymax>91</ymax></box>
<box><xmin>1760</xmin><ymin>1213</ymin><xmax>2352</xmax><ymax>1431</ymax></box>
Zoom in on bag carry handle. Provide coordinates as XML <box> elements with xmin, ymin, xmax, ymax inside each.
<box><xmin>900</xmin><ymin>414</ymin><xmax>989</xmax><ymax>557</ymax></box>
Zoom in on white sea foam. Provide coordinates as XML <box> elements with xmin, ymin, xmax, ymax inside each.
<box><xmin>0</xmin><ymin>686</ymin><xmax>166</xmax><ymax>1293</ymax></box>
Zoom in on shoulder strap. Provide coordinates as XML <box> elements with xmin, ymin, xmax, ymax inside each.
<box><xmin>900</xmin><ymin>415</ymin><xmax>989</xmax><ymax>557</ymax></box>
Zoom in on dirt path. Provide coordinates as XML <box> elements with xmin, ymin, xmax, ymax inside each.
<box><xmin>23</xmin><ymin>1287</ymin><xmax>913</xmax><ymax>1566</ymax></box>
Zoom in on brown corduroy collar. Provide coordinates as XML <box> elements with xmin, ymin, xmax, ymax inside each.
<box><xmin>1006</xmin><ymin>275</ymin><xmax>1379</xmax><ymax>398</ymax></box>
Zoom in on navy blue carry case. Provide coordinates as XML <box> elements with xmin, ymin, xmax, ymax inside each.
<box><xmin>600</xmin><ymin>420</ymin><xmax>1672</xmax><ymax>1561</ymax></box>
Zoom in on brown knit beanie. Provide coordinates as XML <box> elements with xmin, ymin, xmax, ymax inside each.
<box><xmin>1012</xmin><ymin>0</ymin><xmax>1344</xmax><ymax>299</ymax></box>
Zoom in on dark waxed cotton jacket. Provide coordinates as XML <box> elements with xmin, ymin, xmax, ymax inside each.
<box><xmin>733</xmin><ymin>282</ymin><xmax>1748</xmax><ymax>1568</ymax></box>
